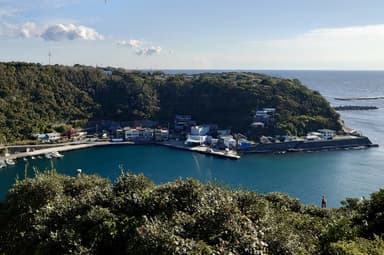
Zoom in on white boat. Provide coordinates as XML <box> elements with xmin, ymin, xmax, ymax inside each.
<box><xmin>45</xmin><ymin>153</ymin><xmax>52</xmax><ymax>159</ymax></box>
<box><xmin>31</xmin><ymin>156</ymin><xmax>36</xmax><ymax>160</ymax></box>
<box><xmin>51</xmin><ymin>151</ymin><xmax>64</xmax><ymax>158</ymax></box>
<box><xmin>0</xmin><ymin>160</ymin><xmax>6</xmax><ymax>168</ymax></box>
<box><xmin>5</xmin><ymin>158</ymin><xmax>15</xmax><ymax>165</ymax></box>
<box><xmin>23</xmin><ymin>157</ymin><xmax>28</xmax><ymax>161</ymax></box>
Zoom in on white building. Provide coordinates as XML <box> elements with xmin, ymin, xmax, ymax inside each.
<box><xmin>124</xmin><ymin>127</ymin><xmax>154</xmax><ymax>141</ymax></box>
<box><xmin>190</xmin><ymin>125</ymin><xmax>210</xmax><ymax>135</ymax></box>
<box><xmin>154</xmin><ymin>129</ymin><xmax>169</xmax><ymax>141</ymax></box>
<box><xmin>36</xmin><ymin>132</ymin><xmax>61</xmax><ymax>142</ymax></box>
<box><xmin>124</xmin><ymin>128</ymin><xmax>140</xmax><ymax>140</ymax></box>
<box><xmin>318</xmin><ymin>129</ymin><xmax>336</xmax><ymax>140</ymax></box>
<box><xmin>185</xmin><ymin>135</ymin><xmax>207</xmax><ymax>146</ymax></box>
<box><xmin>219</xmin><ymin>135</ymin><xmax>237</xmax><ymax>148</ymax></box>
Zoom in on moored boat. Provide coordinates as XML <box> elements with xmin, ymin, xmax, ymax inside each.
<box><xmin>51</xmin><ymin>151</ymin><xmax>64</xmax><ymax>158</ymax></box>
<box><xmin>5</xmin><ymin>158</ymin><xmax>15</xmax><ymax>165</ymax></box>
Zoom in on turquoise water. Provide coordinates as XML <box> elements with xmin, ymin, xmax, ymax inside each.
<box><xmin>1</xmin><ymin>144</ymin><xmax>382</xmax><ymax>207</ymax></box>
<box><xmin>1</xmin><ymin>71</ymin><xmax>384</xmax><ymax>207</ymax></box>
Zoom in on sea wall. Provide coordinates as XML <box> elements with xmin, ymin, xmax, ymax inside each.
<box><xmin>239</xmin><ymin>136</ymin><xmax>376</xmax><ymax>153</ymax></box>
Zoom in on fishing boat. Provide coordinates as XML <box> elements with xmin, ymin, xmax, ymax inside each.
<box><xmin>5</xmin><ymin>158</ymin><xmax>15</xmax><ymax>165</ymax></box>
<box><xmin>51</xmin><ymin>151</ymin><xmax>64</xmax><ymax>158</ymax></box>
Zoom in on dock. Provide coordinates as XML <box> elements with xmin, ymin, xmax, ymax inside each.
<box><xmin>0</xmin><ymin>141</ymin><xmax>135</xmax><ymax>161</ymax></box>
<box><xmin>158</xmin><ymin>141</ymin><xmax>241</xmax><ymax>160</ymax></box>
<box><xmin>0</xmin><ymin>140</ymin><xmax>240</xmax><ymax>163</ymax></box>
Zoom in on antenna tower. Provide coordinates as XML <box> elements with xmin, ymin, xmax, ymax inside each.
<box><xmin>48</xmin><ymin>51</ymin><xmax>52</xmax><ymax>65</ymax></box>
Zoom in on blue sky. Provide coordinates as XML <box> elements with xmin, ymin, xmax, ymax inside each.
<box><xmin>1</xmin><ymin>0</ymin><xmax>384</xmax><ymax>69</ymax></box>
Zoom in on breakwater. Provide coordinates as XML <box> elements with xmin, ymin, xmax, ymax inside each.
<box><xmin>158</xmin><ymin>141</ymin><xmax>240</xmax><ymax>160</ymax></box>
<box><xmin>239</xmin><ymin>136</ymin><xmax>377</xmax><ymax>154</ymax></box>
<box><xmin>334</xmin><ymin>105</ymin><xmax>378</xmax><ymax>111</ymax></box>
<box><xmin>334</xmin><ymin>96</ymin><xmax>384</xmax><ymax>101</ymax></box>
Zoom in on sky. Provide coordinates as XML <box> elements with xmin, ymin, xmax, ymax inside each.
<box><xmin>1</xmin><ymin>0</ymin><xmax>384</xmax><ymax>70</ymax></box>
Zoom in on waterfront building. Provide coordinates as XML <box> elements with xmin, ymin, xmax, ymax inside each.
<box><xmin>191</xmin><ymin>125</ymin><xmax>210</xmax><ymax>136</ymax></box>
<box><xmin>35</xmin><ymin>132</ymin><xmax>61</xmax><ymax>143</ymax></box>
<box><xmin>185</xmin><ymin>125</ymin><xmax>209</xmax><ymax>146</ymax></box>
<box><xmin>174</xmin><ymin>115</ymin><xmax>196</xmax><ymax>133</ymax></box>
<box><xmin>185</xmin><ymin>135</ymin><xmax>207</xmax><ymax>146</ymax></box>
<box><xmin>154</xmin><ymin>128</ymin><xmax>169</xmax><ymax>141</ymax></box>
<box><xmin>218</xmin><ymin>135</ymin><xmax>237</xmax><ymax>149</ymax></box>
<box><xmin>124</xmin><ymin>127</ymin><xmax>154</xmax><ymax>141</ymax></box>
<box><xmin>318</xmin><ymin>129</ymin><xmax>336</xmax><ymax>140</ymax></box>
<box><xmin>124</xmin><ymin>128</ymin><xmax>140</xmax><ymax>140</ymax></box>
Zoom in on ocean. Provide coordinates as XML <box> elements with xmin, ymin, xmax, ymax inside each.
<box><xmin>1</xmin><ymin>71</ymin><xmax>383</xmax><ymax>207</ymax></box>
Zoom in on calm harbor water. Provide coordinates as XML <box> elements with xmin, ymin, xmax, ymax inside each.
<box><xmin>1</xmin><ymin>71</ymin><xmax>384</xmax><ymax>207</ymax></box>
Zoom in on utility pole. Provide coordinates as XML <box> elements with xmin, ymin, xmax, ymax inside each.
<box><xmin>48</xmin><ymin>51</ymin><xmax>52</xmax><ymax>65</ymax></box>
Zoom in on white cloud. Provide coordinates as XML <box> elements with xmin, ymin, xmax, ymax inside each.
<box><xmin>136</xmin><ymin>46</ymin><xmax>162</xmax><ymax>56</ymax></box>
<box><xmin>249</xmin><ymin>24</ymin><xmax>384</xmax><ymax>68</ymax></box>
<box><xmin>0</xmin><ymin>22</ymin><xmax>103</xmax><ymax>41</ymax></box>
<box><xmin>0</xmin><ymin>22</ymin><xmax>40</xmax><ymax>38</ymax></box>
<box><xmin>41</xmin><ymin>24</ymin><xmax>103</xmax><ymax>41</ymax></box>
<box><xmin>116</xmin><ymin>39</ymin><xmax>143</xmax><ymax>48</ymax></box>
<box><xmin>116</xmin><ymin>39</ymin><xmax>162</xmax><ymax>56</ymax></box>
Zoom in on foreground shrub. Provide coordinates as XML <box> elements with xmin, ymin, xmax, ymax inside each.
<box><xmin>0</xmin><ymin>170</ymin><xmax>383</xmax><ymax>254</ymax></box>
<box><xmin>328</xmin><ymin>236</ymin><xmax>384</xmax><ymax>255</ymax></box>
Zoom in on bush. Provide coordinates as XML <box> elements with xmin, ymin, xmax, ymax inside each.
<box><xmin>1</xmin><ymin>170</ymin><xmax>384</xmax><ymax>255</ymax></box>
<box><xmin>328</xmin><ymin>236</ymin><xmax>384</xmax><ymax>255</ymax></box>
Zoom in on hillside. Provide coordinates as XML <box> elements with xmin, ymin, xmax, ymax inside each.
<box><xmin>0</xmin><ymin>171</ymin><xmax>383</xmax><ymax>254</ymax></box>
<box><xmin>0</xmin><ymin>62</ymin><xmax>341</xmax><ymax>142</ymax></box>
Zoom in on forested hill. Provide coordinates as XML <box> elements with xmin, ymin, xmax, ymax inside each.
<box><xmin>0</xmin><ymin>62</ymin><xmax>341</xmax><ymax>141</ymax></box>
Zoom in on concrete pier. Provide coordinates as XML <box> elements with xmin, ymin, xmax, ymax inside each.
<box><xmin>0</xmin><ymin>141</ymin><xmax>135</xmax><ymax>161</ymax></box>
<box><xmin>158</xmin><ymin>141</ymin><xmax>240</xmax><ymax>160</ymax></box>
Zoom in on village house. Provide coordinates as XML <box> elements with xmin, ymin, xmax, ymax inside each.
<box><xmin>174</xmin><ymin>115</ymin><xmax>196</xmax><ymax>134</ymax></box>
<box><xmin>185</xmin><ymin>125</ymin><xmax>210</xmax><ymax>146</ymax></box>
<box><xmin>124</xmin><ymin>127</ymin><xmax>154</xmax><ymax>141</ymax></box>
<box><xmin>35</xmin><ymin>132</ymin><xmax>61</xmax><ymax>143</ymax></box>
<box><xmin>154</xmin><ymin>128</ymin><xmax>169</xmax><ymax>141</ymax></box>
<box><xmin>318</xmin><ymin>129</ymin><xmax>336</xmax><ymax>140</ymax></box>
<box><xmin>254</xmin><ymin>108</ymin><xmax>276</xmax><ymax>126</ymax></box>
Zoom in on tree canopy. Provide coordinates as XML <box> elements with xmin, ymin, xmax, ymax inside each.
<box><xmin>0</xmin><ymin>62</ymin><xmax>341</xmax><ymax>142</ymax></box>
<box><xmin>0</xmin><ymin>170</ymin><xmax>383</xmax><ymax>254</ymax></box>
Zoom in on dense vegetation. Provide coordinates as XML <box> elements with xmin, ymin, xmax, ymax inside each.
<box><xmin>0</xmin><ymin>171</ymin><xmax>383</xmax><ymax>254</ymax></box>
<box><xmin>0</xmin><ymin>62</ymin><xmax>341</xmax><ymax>142</ymax></box>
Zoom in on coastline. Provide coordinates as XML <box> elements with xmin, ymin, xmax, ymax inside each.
<box><xmin>0</xmin><ymin>140</ymin><xmax>241</xmax><ymax>162</ymax></box>
<box><xmin>0</xmin><ymin>135</ymin><xmax>378</xmax><ymax>164</ymax></box>
<box><xmin>0</xmin><ymin>140</ymin><xmax>135</xmax><ymax>161</ymax></box>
